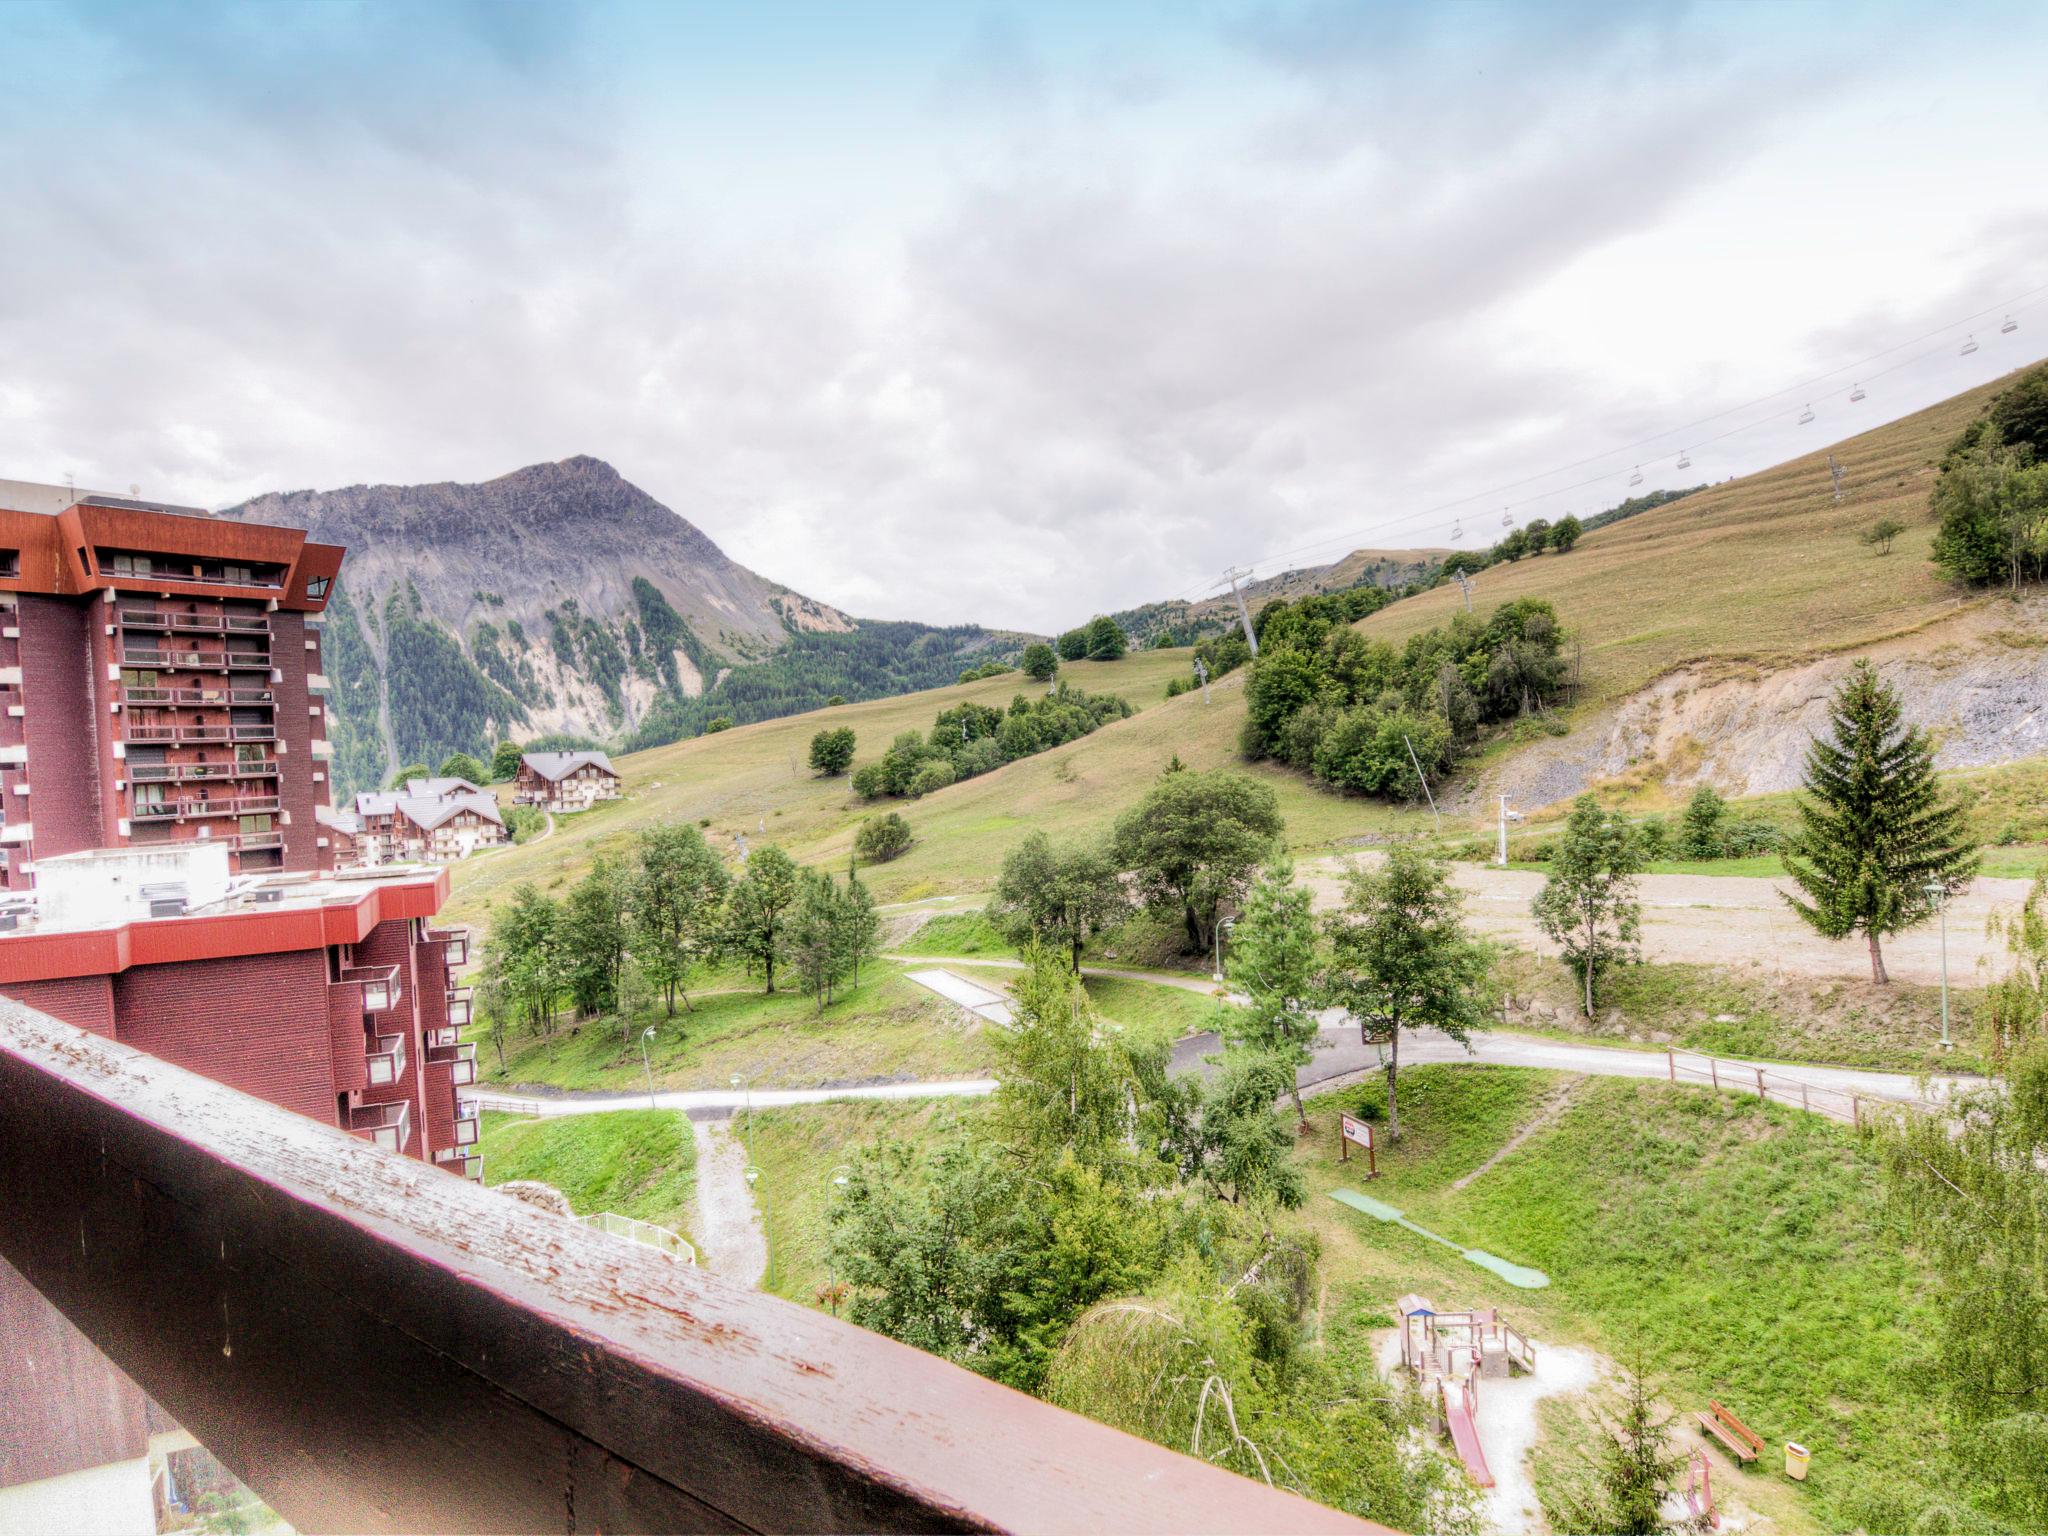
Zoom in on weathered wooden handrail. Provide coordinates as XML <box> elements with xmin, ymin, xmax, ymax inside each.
<box><xmin>0</xmin><ymin>1001</ymin><xmax>1379</xmax><ymax>1535</ymax></box>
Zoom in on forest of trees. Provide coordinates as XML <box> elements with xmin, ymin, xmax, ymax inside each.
<box><xmin>851</xmin><ymin>683</ymin><xmax>1133</xmax><ymax>800</ymax></box>
<box><xmin>1932</xmin><ymin>363</ymin><xmax>2048</xmax><ymax>591</ymax></box>
<box><xmin>1236</xmin><ymin>594</ymin><xmax>1570</xmax><ymax>799</ymax></box>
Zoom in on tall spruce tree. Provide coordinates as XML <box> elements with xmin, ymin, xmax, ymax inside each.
<box><xmin>1781</xmin><ymin>661</ymin><xmax>1977</xmax><ymax>983</ymax></box>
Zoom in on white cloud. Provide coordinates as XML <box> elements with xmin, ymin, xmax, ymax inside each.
<box><xmin>0</xmin><ymin>1</ymin><xmax>2043</xmax><ymax>631</ymax></box>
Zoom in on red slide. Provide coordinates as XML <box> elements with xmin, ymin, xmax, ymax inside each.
<box><xmin>1444</xmin><ymin>1381</ymin><xmax>1494</xmax><ymax>1488</ymax></box>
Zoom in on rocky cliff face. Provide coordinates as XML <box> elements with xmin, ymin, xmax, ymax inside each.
<box><xmin>223</xmin><ymin>457</ymin><xmax>1007</xmax><ymax>793</ymax></box>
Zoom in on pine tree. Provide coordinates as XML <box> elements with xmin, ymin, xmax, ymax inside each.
<box><xmin>1781</xmin><ymin>661</ymin><xmax>1977</xmax><ymax>983</ymax></box>
<box><xmin>1598</xmin><ymin>1361</ymin><xmax>1688</xmax><ymax>1535</ymax></box>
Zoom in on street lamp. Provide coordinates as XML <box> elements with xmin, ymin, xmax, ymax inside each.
<box><xmin>1925</xmin><ymin>881</ymin><xmax>1953</xmax><ymax>1051</ymax></box>
<box><xmin>1213</xmin><ymin>916</ymin><xmax>1236</xmax><ymax>985</ymax></box>
<box><xmin>639</xmin><ymin>1025</ymin><xmax>658</xmax><ymax>1109</ymax></box>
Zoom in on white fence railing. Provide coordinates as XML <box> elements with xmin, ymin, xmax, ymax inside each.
<box><xmin>576</xmin><ymin>1211</ymin><xmax>697</xmax><ymax>1265</ymax></box>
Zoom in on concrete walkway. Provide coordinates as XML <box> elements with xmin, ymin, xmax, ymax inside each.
<box><xmin>882</xmin><ymin>952</ymin><xmax>1239</xmax><ymax>999</ymax></box>
<box><xmin>903</xmin><ymin>968</ymin><xmax>1014</xmax><ymax>1025</ymax></box>
<box><xmin>689</xmin><ymin>1116</ymin><xmax>766</xmax><ymax>1287</ymax></box>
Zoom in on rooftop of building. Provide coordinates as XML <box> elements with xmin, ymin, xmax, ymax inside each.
<box><xmin>521</xmin><ymin>750</ymin><xmax>617</xmax><ymax>781</ymax></box>
<box><xmin>354</xmin><ymin>787</ymin><xmax>504</xmax><ymax>830</ymax></box>
<box><xmin>0</xmin><ymin>478</ymin><xmax>209</xmax><ymax>521</ymax></box>
<box><xmin>0</xmin><ymin>846</ymin><xmax>450</xmax><ymax>980</ymax></box>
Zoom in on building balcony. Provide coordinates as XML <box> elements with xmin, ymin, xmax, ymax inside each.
<box><xmin>343</xmin><ymin>963</ymin><xmax>403</xmax><ymax>1015</ymax></box>
<box><xmin>0</xmin><ymin>1006</ymin><xmax>1359</xmax><ymax>1536</ymax></box>
<box><xmin>347</xmin><ymin>1098</ymin><xmax>410</xmax><ymax>1152</ymax></box>
<box><xmin>122</xmin><ymin>685</ymin><xmax>275</xmax><ymax>708</ymax></box>
<box><xmin>124</xmin><ymin>720</ymin><xmax>277</xmax><ymax>746</ymax></box>
<box><xmin>130</xmin><ymin>794</ymin><xmax>281</xmax><ymax>822</ymax></box>
<box><xmin>447</xmin><ymin>986</ymin><xmax>473</xmax><ymax>1027</ymax></box>
<box><xmin>234</xmin><ymin>831</ymin><xmax>285</xmax><ymax>852</ymax></box>
<box><xmin>117</xmin><ymin>647</ymin><xmax>272</xmax><ymax>672</ymax></box>
<box><xmin>127</xmin><ymin>756</ymin><xmax>279</xmax><ymax>784</ymax></box>
<box><xmin>114</xmin><ymin>609</ymin><xmax>274</xmax><ymax>636</ymax></box>
<box><xmin>433</xmin><ymin>1147</ymin><xmax>484</xmax><ymax>1179</ymax></box>
<box><xmin>365</xmin><ymin>1032</ymin><xmax>408</xmax><ymax>1088</ymax></box>
<box><xmin>428</xmin><ymin>925</ymin><xmax>471</xmax><ymax>968</ymax></box>
<box><xmin>428</xmin><ymin>1039</ymin><xmax>477</xmax><ymax>1088</ymax></box>
<box><xmin>452</xmin><ymin>1099</ymin><xmax>479</xmax><ymax>1146</ymax></box>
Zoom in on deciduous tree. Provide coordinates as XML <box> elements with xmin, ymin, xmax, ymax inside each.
<box><xmin>1020</xmin><ymin>641</ymin><xmax>1059</xmax><ymax>681</ymax></box>
<box><xmin>1112</xmin><ymin>770</ymin><xmax>1283</xmax><ymax>953</ymax></box>
<box><xmin>724</xmin><ymin>845</ymin><xmax>800</xmax><ymax>993</ymax></box>
<box><xmin>1532</xmin><ymin>794</ymin><xmax>1644</xmax><ymax>1015</ymax></box>
<box><xmin>990</xmin><ymin>831</ymin><xmax>1129</xmax><ymax>972</ymax></box>
<box><xmin>1223</xmin><ymin>859</ymin><xmax>1321</xmax><ymax>1125</ymax></box>
<box><xmin>632</xmin><ymin>823</ymin><xmax>729</xmax><ymax>1015</ymax></box>
<box><xmin>1323</xmin><ymin>848</ymin><xmax>1489</xmax><ymax>1139</ymax></box>
<box><xmin>808</xmin><ymin>726</ymin><xmax>856</xmax><ymax>776</ymax></box>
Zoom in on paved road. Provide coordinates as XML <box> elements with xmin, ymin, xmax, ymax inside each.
<box><xmin>1169</xmin><ymin>1016</ymin><xmax>1973</xmax><ymax>1107</ymax></box>
<box><xmin>903</xmin><ymin>968</ymin><xmax>1015</xmax><ymax>1025</ymax></box>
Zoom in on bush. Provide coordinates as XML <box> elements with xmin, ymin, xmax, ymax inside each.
<box><xmin>705</xmin><ymin>716</ymin><xmax>734</xmax><ymax>734</ymax></box>
<box><xmin>907</xmin><ymin>761</ymin><xmax>956</xmax><ymax>798</ymax></box>
<box><xmin>1165</xmin><ymin>677</ymin><xmax>1188</xmax><ymax>698</ymax></box>
<box><xmin>1635</xmin><ymin>815</ymin><xmax>1669</xmax><ymax>860</ymax></box>
<box><xmin>809</xmin><ymin>726</ymin><xmax>856</xmax><ymax>775</ymax></box>
<box><xmin>1720</xmin><ymin>813</ymin><xmax>1781</xmax><ymax>857</ymax></box>
<box><xmin>503</xmin><ymin>804</ymin><xmax>545</xmax><ymax>843</ymax></box>
<box><xmin>1678</xmin><ymin>784</ymin><xmax>1726</xmax><ymax>859</ymax></box>
<box><xmin>854</xmin><ymin>812</ymin><xmax>913</xmax><ymax>863</ymax></box>
<box><xmin>851</xmin><ymin>763</ymin><xmax>888</xmax><ymax>799</ymax></box>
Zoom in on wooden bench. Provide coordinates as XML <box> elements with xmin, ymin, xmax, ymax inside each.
<box><xmin>1695</xmin><ymin>1400</ymin><xmax>1763</xmax><ymax>1463</ymax></box>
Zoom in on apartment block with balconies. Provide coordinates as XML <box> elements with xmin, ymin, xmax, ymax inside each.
<box><xmin>0</xmin><ymin>843</ymin><xmax>477</xmax><ymax>1177</ymax></box>
<box><xmin>0</xmin><ymin>482</ymin><xmax>343</xmax><ymax>887</ymax></box>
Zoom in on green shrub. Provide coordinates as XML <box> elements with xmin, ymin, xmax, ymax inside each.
<box><xmin>855</xmin><ymin>812</ymin><xmax>913</xmax><ymax>863</ymax></box>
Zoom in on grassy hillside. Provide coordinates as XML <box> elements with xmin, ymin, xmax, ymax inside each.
<box><xmin>1354</xmin><ymin>374</ymin><xmax>2022</xmax><ymax>704</ymax></box>
<box><xmin>447</xmin><ymin>648</ymin><xmax>1418</xmax><ymax>918</ymax></box>
<box><xmin>1297</xmin><ymin>1067</ymin><xmax>1945</xmax><ymax>1535</ymax></box>
<box><xmin>476</xmin><ymin>1109</ymin><xmax>696</xmax><ymax>1235</ymax></box>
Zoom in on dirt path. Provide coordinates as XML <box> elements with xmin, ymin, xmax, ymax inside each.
<box><xmin>1452</xmin><ymin>1078</ymin><xmax>1581</xmax><ymax>1191</ymax></box>
<box><xmin>880</xmin><ymin>952</ymin><xmax>1237</xmax><ymax>998</ymax></box>
<box><xmin>1300</xmin><ymin>856</ymin><xmax>2034</xmax><ymax>987</ymax></box>
<box><xmin>689</xmin><ymin>1116</ymin><xmax>766</xmax><ymax>1287</ymax></box>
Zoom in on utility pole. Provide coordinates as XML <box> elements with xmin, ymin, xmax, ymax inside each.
<box><xmin>1403</xmin><ymin>734</ymin><xmax>1441</xmax><ymax>835</ymax></box>
<box><xmin>1194</xmin><ymin>655</ymin><xmax>1210</xmax><ymax>704</ymax></box>
<box><xmin>1454</xmin><ymin>570</ymin><xmax>1473</xmax><ymax>613</ymax></box>
<box><xmin>1222</xmin><ymin>566</ymin><xmax>1259</xmax><ymax>656</ymax></box>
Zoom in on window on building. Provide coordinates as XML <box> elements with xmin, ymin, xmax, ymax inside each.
<box><xmin>109</xmin><ymin>553</ymin><xmax>153</xmax><ymax>577</ymax></box>
<box><xmin>306</xmin><ymin>576</ymin><xmax>331</xmax><ymax>599</ymax></box>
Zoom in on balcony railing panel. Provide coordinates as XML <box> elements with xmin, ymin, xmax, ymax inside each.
<box><xmin>128</xmin><ymin>758</ymin><xmax>279</xmax><ymax>784</ymax></box>
<box><xmin>0</xmin><ymin>1003</ymin><xmax>1373</xmax><ymax>1536</ymax></box>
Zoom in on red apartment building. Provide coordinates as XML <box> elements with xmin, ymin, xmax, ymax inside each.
<box><xmin>0</xmin><ymin>479</ymin><xmax>344</xmax><ymax>887</ymax></box>
<box><xmin>0</xmin><ymin>480</ymin><xmax>476</xmax><ymax>1176</ymax></box>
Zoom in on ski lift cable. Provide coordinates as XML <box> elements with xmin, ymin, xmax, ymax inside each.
<box><xmin>1168</xmin><ymin>282</ymin><xmax>2048</xmax><ymax>604</ymax></box>
<box><xmin>1190</xmin><ymin>288</ymin><xmax>2048</xmax><ymax>595</ymax></box>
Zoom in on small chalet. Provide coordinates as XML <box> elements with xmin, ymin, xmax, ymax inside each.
<box><xmin>351</xmin><ymin>777</ymin><xmax>507</xmax><ymax>863</ymax></box>
<box><xmin>513</xmin><ymin>751</ymin><xmax>620</xmax><ymax>814</ymax></box>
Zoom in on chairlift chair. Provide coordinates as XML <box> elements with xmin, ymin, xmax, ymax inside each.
<box><xmin>1501</xmin><ymin>510</ymin><xmax>1514</xmax><ymax>528</ymax></box>
<box><xmin>1676</xmin><ymin>450</ymin><xmax>1692</xmax><ymax>470</ymax></box>
<box><xmin>1628</xmin><ymin>466</ymin><xmax>1644</xmax><ymax>487</ymax></box>
<box><xmin>2002</xmin><ymin>315</ymin><xmax>2019</xmax><ymax>335</ymax></box>
<box><xmin>1450</xmin><ymin>520</ymin><xmax>1463</xmax><ymax>542</ymax></box>
<box><xmin>1849</xmin><ymin>384</ymin><xmax>1867</xmax><ymax>403</ymax></box>
<box><xmin>1798</xmin><ymin>404</ymin><xmax>1815</xmax><ymax>425</ymax></box>
<box><xmin>1960</xmin><ymin>335</ymin><xmax>1979</xmax><ymax>356</ymax></box>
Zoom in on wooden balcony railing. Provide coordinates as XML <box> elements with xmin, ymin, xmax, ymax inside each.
<box><xmin>0</xmin><ymin>1003</ymin><xmax>1372</xmax><ymax>1535</ymax></box>
<box><xmin>127</xmin><ymin>758</ymin><xmax>279</xmax><ymax>784</ymax></box>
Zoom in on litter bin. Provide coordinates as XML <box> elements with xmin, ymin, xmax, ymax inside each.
<box><xmin>1784</xmin><ymin>1442</ymin><xmax>1810</xmax><ymax>1481</ymax></box>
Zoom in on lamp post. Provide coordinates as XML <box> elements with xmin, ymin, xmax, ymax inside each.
<box><xmin>1213</xmin><ymin>916</ymin><xmax>1236</xmax><ymax>985</ymax></box>
<box><xmin>826</xmin><ymin>1164</ymin><xmax>851</xmax><ymax>1315</ymax></box>
<box><xmin>639</xmin><ymin>1025</ymin><xmax>658</xmax><ymax>1109</ymax></box>
<box><xmin>1925</xmin><ymin>881</ymin><xmax>1952</xmax><ymax>1051</ymax></box>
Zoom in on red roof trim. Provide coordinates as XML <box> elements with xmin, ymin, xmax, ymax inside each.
<box><xmin>0</xmin><ymin>870</ymin><xmax>448</xmax><ymax>984</ymax></box>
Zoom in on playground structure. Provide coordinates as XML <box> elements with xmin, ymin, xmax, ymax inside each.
<box><xmin>1394</xmin><ymin>1295</ymin><xmax>1536</xmax><ymax>1489</ymax></box>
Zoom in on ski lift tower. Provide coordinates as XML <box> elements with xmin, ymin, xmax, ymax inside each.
<box><xmin>1222</xmin><ymin>566</ymin><xmax>1260</xmax><ymax>657</ymax></box>
<box><xmin>1496</xmin><ymin>795</ymin><xmax>1522</xmax><ymax>867</ymax></box>
<box><xmin>1194</xmin><ymin>655</ymin><xmax>1211</xmax><ymax>704</ymax></box>
<box><xmin>1454</xmin><ymin>569</ymin><xmax>1474</xmax><ymax>613</ymax></box>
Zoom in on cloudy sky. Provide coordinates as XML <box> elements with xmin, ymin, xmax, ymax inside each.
<box><xmin>4</xmin><ymin>1</ymin><xmax>2046</xmax><ymax>630</ymax></box>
